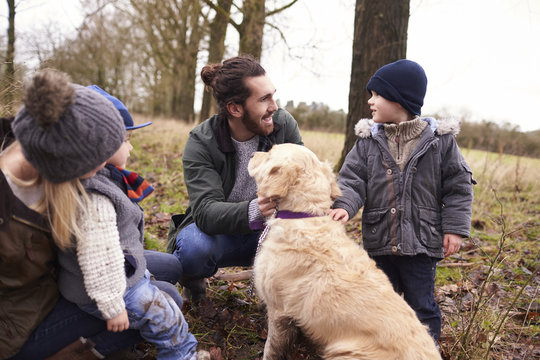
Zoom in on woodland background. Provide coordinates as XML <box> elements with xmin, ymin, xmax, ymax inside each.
<box><xmin>1</xmin><ymin>0</ymin><xmax>540</xmax><ymax>161</ymax></box>
<box><xmin>1</xmin><ymin>1</ymin><xmax>539</xmax><ymax>359</ymax></box>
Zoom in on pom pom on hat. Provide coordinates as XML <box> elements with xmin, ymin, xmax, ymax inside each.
<box><xmin>366</xmin><ymin>59</ymin><xmax>427</xmax><ymax>116</ymax></box>
<box><xmin>12</xmin><ymin>69</ymin><xmax>126</xmax><ymax>183</ymax></box>
<box><xmin>87</xmin><ymin>85</ymin><xmax>152</xmax><ymax>130</ymax></box>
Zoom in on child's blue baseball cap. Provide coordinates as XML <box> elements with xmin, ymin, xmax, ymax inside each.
<box><xmin>87</xmin><ymin>85</ymin><xmax>152</xmax><ymax>130</ymax></box>
<box><xmin>366</xmin><ymin>59</ymin><xmax>427</xmax><ymax>116</ymax></box>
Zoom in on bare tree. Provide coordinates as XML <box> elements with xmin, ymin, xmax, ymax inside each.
<box><xmin>237</xmin><ymin>0</ymin><xmax>265</xmax><ymax>58</ymax></box>
<box><xmin>26</xmin><ymin>0</ymin><xmax>299</xmax><ymax>121</ymax></box>
<box><xmin>2</xmin><ymin>0</ymin><xmax>16</xmax><ymax>115</ymax></box>
<box><xmin>41</xmin><ymin>4</ymin><xmax>136</xmax><ymax>103</ymax></box>
<box><xmin>237</xmin><ymin>0</ymin><xmax>298</xmax><ymax>59</ymax></box>
<box><xmin>200</xmin><ymin>0</ymin><xmax>233</xmax><ymax>122</ymax></box>
<box><xmin>203</xmin><ymin>0</ymin><xmax>298</xmax><ymax>60</ymax></box>
<box><xmin>336</xmin><ymin>0</ymin><xmax>409</xmax><ymax>171</ymax></box>
<box><xmin>130</xmin><ymin>0</ymin><xmax>203</xmax><ymax>121</ymax></box>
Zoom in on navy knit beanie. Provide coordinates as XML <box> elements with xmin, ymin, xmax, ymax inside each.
<box><xmin>366</xmin><ymin>59</ymin><xmax>427</xmax><ymax>116</ymax></box>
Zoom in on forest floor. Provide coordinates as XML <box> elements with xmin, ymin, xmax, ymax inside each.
<box><xmin>123</xmin><ymin>118</ymin><xmax>539</xmax><ymax>360</ymax></box>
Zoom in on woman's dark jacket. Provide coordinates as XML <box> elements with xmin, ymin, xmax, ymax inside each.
<box><xmin>0</xmin><ymin>170</ymin><xmax>57</xmax><ymax>358</ymax></box>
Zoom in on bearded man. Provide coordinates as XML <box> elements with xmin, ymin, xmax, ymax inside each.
<box><xmin>167</xmin><ymin>56</ymin><xmax>303</xmax><ymax>302</ymax></box>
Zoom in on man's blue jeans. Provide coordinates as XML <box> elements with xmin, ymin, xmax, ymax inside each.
<box><xmin>372</xmin><ymin>254</ymin><xmax>442</xmax><ymax>340</ymax></box>
<box><xmin>173</xmin><ymin>223</ymin><xmax>260</xmax><ymax>280</ymax></box>
<box><xmin>144</xmin><ymin>250</ymin><xmax>184</xmax><ymax>307</ymax></box>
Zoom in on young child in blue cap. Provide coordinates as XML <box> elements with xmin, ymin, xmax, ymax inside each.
<box><xmin>57</xmin><ymin>86</ymin><xmax>210</xmax><ymax>360</ymax></box>
<box><xmin>330</xmin><ymin>59</ymin><xmax>474</xmax><ymax>343</ymax></box>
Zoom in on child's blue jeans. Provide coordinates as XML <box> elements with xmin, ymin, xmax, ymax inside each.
<box><xmin>173</xmin><ymin>223</ymin><xmax>260</xmax><ymax>280</ymax></box>
<box><xmin>82</xmin><ymin>271</ymin><xmax>198</xmax><ymax>360</ymax></box>
<box><xmin>372</xmin><ymin>254</ymin><xmax>441</xmax><ymax>341</ymax></box>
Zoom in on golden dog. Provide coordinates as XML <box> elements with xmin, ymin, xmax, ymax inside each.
<box><xmin>248</xmin><ymin>143</ymin><xmax>441</xmax><ymax>360</ymax></box>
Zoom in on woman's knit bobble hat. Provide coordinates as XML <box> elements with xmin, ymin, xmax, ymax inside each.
<box><xmin>366</xmin><ymin>59</ymin><xmax>427</xmax><ymax>116</ymax></box>
<box><xmin>12</xmin><ymin>69</ymin><xmax>126</xmax><ymax>183</ymax></box>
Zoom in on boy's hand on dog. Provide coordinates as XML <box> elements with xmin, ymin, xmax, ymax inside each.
<box><xmin>444</xmin><ymin>233</ymin><xmax>463</xmax><ymax>257</ymax></box>
<box><xmin>328</xmin><ymin>208</ymin><xmax>349</xmax><ymax>223</ymax></box>
<box><xmin>258</xmin><ymin>196</ymin><xmax>278</xmax><ymax>217</ymax></box>
<box><xmin>107</xmin><ymin>310</ymin><xmax>129</xmax><ymax>332</ymax></box>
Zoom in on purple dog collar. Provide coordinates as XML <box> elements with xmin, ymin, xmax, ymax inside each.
<box><xmin>249</xmin><ymin>210</ymin><xmax>320</xmax><ymax>231</ymax></box>
<box><xmin>275</xmin><ymin>210</ymin><xmax>320</xmax><ymax>219</ymax></box>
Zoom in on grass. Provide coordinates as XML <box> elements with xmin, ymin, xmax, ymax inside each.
<box><xmin>129</xmin><ymin>116</ymin><xmax>539</xmax><ymax>360</ymax></box>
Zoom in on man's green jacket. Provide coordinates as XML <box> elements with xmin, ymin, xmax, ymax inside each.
<box><xmin>167</xmin><ymin>109</ymin><xmax>303</xmax><ymax>253</ymax></box>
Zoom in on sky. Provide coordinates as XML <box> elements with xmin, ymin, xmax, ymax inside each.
<box><xmin>2</xmin><ymin>0</ymin><xmax>539</xmax><ymax>132</ymax></box>
<box><xmin>260</xmin><ymin>0</ymin><xmax>540</xmax><ymax>132</ymax></box>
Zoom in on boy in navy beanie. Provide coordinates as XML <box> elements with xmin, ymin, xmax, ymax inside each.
<box><xmin>366</xmin><ymin>59</ymin><xmax>427</xmax><ymax>117</ymax></box>
<box><xmin>330</xmin><ymin>59</ymin><xmax>474</xmax><ymax>346</ymax></box>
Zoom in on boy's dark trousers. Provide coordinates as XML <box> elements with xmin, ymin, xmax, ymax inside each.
<box><xmin>372</xmin><ymin>254</ymin><xmax>441</xmax><ymax>341</ymax></box>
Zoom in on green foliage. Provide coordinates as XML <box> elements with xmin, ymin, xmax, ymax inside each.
<box><xmin>436</xmin><ymin>266</ymin><xmax>463</xmax><ymax>286</ymax></box>
<box><xmin>144</xmin><ymin>232</ymin><xmax>165</xmax><ymax>252</ymax></box>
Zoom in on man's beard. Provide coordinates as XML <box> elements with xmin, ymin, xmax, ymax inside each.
<box><xmin>241</xmin><ymin>108</ymin><xmax>274</xmax><ymax>137</ymax></box>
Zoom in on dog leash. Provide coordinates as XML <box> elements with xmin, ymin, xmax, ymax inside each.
<box><xmin>248</xmin><ymin>207</ymin><xmax>278</xmax><ymax>297</ymax></box>
<box><xmin>248</xmin><ymin>208</ymin><xmax>323</xmax><ymax>297</ymax></box>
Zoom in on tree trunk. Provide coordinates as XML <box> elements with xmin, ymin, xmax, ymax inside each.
<box><xmin>129</xmin><ymin>0</ymin><xmax>201</xmax><ymax>121</ymax></box>
<box><xmin>175</xmin><ymin>0</ymin><xmax>202</xmax><ymax>122</ymax></box>
<box><xmin>335</xmin><ymin>0</ymin><xmax>409</xmax><ymax>171</ymax></box>
<box><xmin>200</xmin><ymin>0</ymin><xmax>232</xmax><ymax>122</ymax></box>
<box><xmin>3</xmin><ymin>0</ymin><xmax>16</xmax><ymax>115</ymax></box>
<box><xmin>239</xmin><ymin>0</ymin><xmax>265</xmax><ymax>59</ymax></box>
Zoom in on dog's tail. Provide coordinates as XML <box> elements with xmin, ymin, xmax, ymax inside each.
<box><xmin>323</xmin><ymin>339</ymin><xmax>380</xmax><ymax>360</ymax></box>
<box><xmin>323</xmin><ymin>338</ymin><xmax>441</xmax><ymax>360</ymax></box>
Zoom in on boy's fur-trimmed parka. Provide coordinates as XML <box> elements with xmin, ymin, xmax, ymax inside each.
<box><xmin>333</xmin><ymin>117</ymin><xmax>474</xmax><ymax>259</ymax></box>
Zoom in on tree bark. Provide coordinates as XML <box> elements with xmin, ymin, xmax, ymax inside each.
<box><xmin>335</xmin><ymin>0</ymin><xmax>410</xmax><ymax>171</ymax></box>
<box><xmin>238</xmin><ymin>0</ymin><xmax>265</xmax><ymax>59</ymax></box>
<box><xmin>3</xmin><ymin>0</ymin><xmax>16</xmax><ymax>115</ymax></box>
<box><xmin>200</xmin><ymin>0</ymin><xmax>233</xmax><ymax>122</ymax></box>
<box><xmin>130</xmin><ymin>0</ymin><xmax>202</xmax><ymax>121</ymax></box>
<box><xmin>175</xmin><ymin>0</ymin><xmax>202</xmax><ymax>122</ymax></box>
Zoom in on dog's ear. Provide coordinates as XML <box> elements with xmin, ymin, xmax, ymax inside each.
<box><xmin>248</xmin><ymin>151</ymin><xmax>265</xmax><ymax>178</ymax></box>
<box><xmin>258</xmin><ymin>164</ymin><xmax>299</xmax><ymax>199</ymax></box>
<box><xmin>321</xmin><ymin>161</ymin><xmax>342</xmax><ymax>200</ymax></box>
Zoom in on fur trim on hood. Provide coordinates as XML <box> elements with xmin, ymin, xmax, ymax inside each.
<box><xmin>354</xmin><ymin>117</ymin><xmax>461</xmax><ymax>138</ymax></box>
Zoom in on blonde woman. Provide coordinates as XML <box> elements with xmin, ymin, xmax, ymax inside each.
<box><xmin>1</xmin><ymin>70</ymin><xmax>141</xmax><ymax>359</ymax></box>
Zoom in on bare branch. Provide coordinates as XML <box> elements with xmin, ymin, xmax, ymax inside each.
<box><xmin>202</xmin><ymin>0</ymin><xmax>240</xmax><ymax>30</ymax></box>
<box><xmin>266</xmin><ymin>0</ymin><xmax>298</xmax><ymax>17</ymax></box>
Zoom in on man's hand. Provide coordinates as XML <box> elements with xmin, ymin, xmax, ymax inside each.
<box><xmin>107</xmin><ymin>310</ymin><xmax>129</xmax><ymax>332</ymax></box>
<box><xmin>444</xmin><ymin>233</ymin><xmax>463</xmax><ymax>257</ymax></box>
<box><xmin>328</xmin><ymin>208</ymin><xmax>349</xmax><ymax>223</ymax></box>
<box><xmin>258</xmin><ymin>196</ymin><xmax>278</xmax><ymax>217</ymax></box>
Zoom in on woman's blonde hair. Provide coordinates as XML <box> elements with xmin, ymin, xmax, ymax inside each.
<box><xmin>41</xmin><ymin>178</ymin><xmax>90</xmax><ymax>249</ymax></box>
<box><xmin>1</xmin><ymin>141</ymin><xmax>89</xmax><ymax>249</ymax></box>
